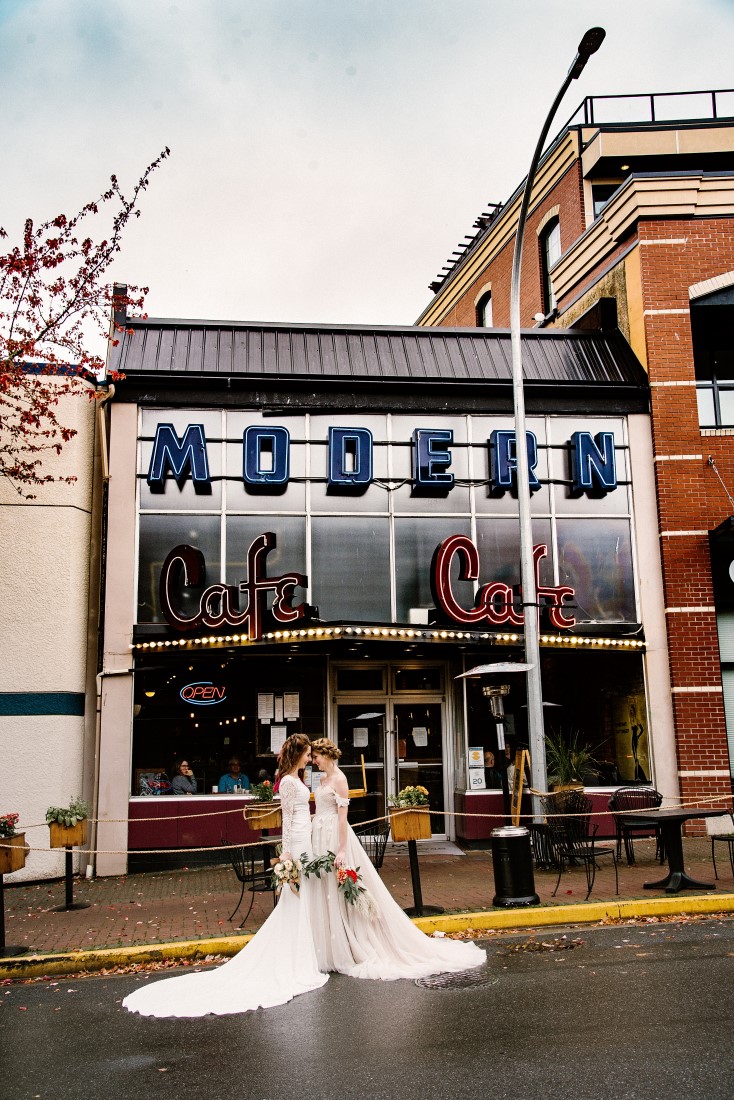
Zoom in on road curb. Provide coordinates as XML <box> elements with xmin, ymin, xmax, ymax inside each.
<box><xmin>2</xmin><ymin>892</ymin><xmax>734</xmax><ymax>980</ymax></box>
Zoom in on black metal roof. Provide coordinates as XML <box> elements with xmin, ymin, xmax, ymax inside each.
<box><xmin>110</xmin><ymin>318</ymin><xmax>647</xmax><ymax>394</ymax></box>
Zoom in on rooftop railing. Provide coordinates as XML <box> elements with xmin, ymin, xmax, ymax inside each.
<box><xmin>566</xmin><ymin>89</ymin><xmax>734</xmax><ymax>128</ymax></box>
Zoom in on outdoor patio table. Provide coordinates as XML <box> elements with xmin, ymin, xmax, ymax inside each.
<box><xmin>622</xmin><ymin>806</ymin><xmax>730</xmax><ymax>893</ymax></box>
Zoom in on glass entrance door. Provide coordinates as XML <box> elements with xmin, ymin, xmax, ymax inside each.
<box><xmin>335</xmin><ymin>697</ymin><xmax>446</xmax><ymax>836</ymax></box>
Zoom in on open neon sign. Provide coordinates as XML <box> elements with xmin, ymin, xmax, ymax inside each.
<box><xmin>180</xmin><ymin>682</ymin><xmax>227</xmax><ymax>705</ymax></box>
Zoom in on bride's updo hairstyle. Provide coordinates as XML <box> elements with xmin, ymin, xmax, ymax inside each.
<box><xmin>310</xmin><ymin>737</ymin><xmax>341</xmax><ymax>761</ymax></box>
<box><xmin>276</xmin><ymin>733</ymin><xmax>312</xmax><ymax>780</ymax></box>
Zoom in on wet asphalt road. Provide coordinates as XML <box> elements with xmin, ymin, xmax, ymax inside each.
<box><xmin>2</xmin><ymin>919</ymin><xmax>734</xmax><ymax>1100</ymax></box>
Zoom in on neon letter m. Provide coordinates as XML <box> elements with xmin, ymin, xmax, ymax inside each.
<box><xmin>147</xmin><ymin>423</ymin><xmax>211</xmax><ymax>491</ymax></box>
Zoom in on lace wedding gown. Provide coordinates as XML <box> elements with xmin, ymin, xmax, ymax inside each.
<box><xmin>309</xmin><ymin>785</ymin><xmax>485</xmax><ymax>979</ymax></box>
<box><xmin>122</xmin><ymin>775</ymin><xmax>328</xmax><ymax>1017</ymax></box>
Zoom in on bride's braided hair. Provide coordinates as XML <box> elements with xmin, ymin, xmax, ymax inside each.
<box><xmin>310</xmin><ymin>737</ymin><xmax>341</xmax><ymax>761</ymax></box>
<box><xmin>276</xmin><ymin>733</ymin><xmax>312</xmax><ymax>781</ymax></box>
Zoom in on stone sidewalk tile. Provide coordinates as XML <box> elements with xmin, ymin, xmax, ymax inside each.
<box><xmin>2</xmin><ymin>837</ymin><xmax>729</xmax><ymax>958</ymax></box>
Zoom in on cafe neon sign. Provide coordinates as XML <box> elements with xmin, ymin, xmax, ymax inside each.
<box><xmin>431</xmin><ymin>535</ymin><xmax>576</xmax><ymax>629</ymax></box>
<box><xmin>160</xmin><ymin>531</ymin><xmax>576</xmax><ymax>640</ymax></box>
<box><xmin>160</xmin><ymin>532</ymin><xmax>307</xmax><ymax>638</ymax></box>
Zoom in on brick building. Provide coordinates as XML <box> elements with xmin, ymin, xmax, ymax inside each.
<box><xmin>417</xmin><ymin>89</ymin><xmax>734</xmax><ymax>812</ymax></box>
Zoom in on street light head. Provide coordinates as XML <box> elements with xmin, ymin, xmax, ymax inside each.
<box><xmin>579</xmin><ymin>26</ymin><xmax>606</xmax><ymax>57</ymax></box>
<box><xmin>569</xmin><ymin>26</ymin><xmax>606</xmax><ymax>78</ymax></box>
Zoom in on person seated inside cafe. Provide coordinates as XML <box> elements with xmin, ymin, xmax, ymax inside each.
<box><xmin>171</xmin><ymin>758</ymin><xmax>198</xmax><ymax>795</ymax></box>
<box><xmin>218</xmin><ymin>756</ymin><xmax>251</xmax><ymax>793</ymax></box>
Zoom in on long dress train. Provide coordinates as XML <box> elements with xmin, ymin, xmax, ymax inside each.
<box><xmin>309</xmin><ymin>785</ymin><xmax>486</xmax><ymax>979</ymax></box>
<box><xmin>122</xmin><ymin>775</ymin><xmax>328</xmax><ymax>1017</ymax></box>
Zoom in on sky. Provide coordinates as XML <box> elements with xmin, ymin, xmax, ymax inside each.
<box><xmin>2</xmin><ymin>0</ymin><xmax>734</xmax><ymax>330</ymax></box>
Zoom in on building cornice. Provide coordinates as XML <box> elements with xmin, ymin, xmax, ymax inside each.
<box><xmin>553</xmin><ymin>172</ymin><xmax>734</xmax><ymax>304</ymax></box>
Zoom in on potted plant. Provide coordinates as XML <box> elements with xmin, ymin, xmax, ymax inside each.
<box><xmin>46</xmin><ymin>797</ymin><xmax>90</xmax><ymax>848</ymax></box>
<box><xmin>544</xmin><ymin>729</ymin><xmax>598</xmax><ymax>791</ymax></box>
<box><xmin>243</xmin><ymin>779</ymin><xmax>282</xmax><ymax>830</ymax></box>
<box><xmin>0</xmin><ymin>813</ymin><xmax>28</xmax><ymax>874</ymax></box>
<box><xmin>388</xmin><ymin>785</ymin><xmax>432</xmax><ymax>842</ymax></box>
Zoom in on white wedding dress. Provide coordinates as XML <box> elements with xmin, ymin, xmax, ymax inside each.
<box><xmin>122</xmin><ymin>775</ymin><xmax>328</xmax><ymax>1017</ymax></box>
<box><xmin>309</xmin><ymin>784</ymin><xmax>485</xmax><ymax>979</ymax></box>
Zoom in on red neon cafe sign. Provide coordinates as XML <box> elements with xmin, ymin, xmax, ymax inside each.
<box><xmin>431</xmin><ymin>535</ymin><xmax>576</xmax><ymax>629</ymax></box>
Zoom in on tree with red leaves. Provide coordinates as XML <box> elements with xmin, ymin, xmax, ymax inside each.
<box><xmin>0</xmin><ymin>148</ymin><xmax>170</xmax><ymax>496</ymax></box>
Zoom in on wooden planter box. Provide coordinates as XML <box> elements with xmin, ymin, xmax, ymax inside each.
<box><xmin>49</xmin><ymin>819</ymin><xmax>88</xmax><ymax>848</ymax></box>
<box><xmin>389</xmin><ymin>806</ymin><xmax>432</xmax><ymax>842</ymax></box>
<box><xmin>243</xmin><ymin>802</ymin><xmax>282</xmax><ymax>830</ymax></box>
<box><xmin>0</xmin><ymin>833</ymin><xmax>27</xmax><ymax>874</ymax></box>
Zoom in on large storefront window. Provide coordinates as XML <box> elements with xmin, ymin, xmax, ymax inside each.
<box><xmin>131</xmin><ymin>654</ymin><xmax>326</xmax><ymax>795</ymax></box>
<box><xmin>136</xmin><ymin>410</ymin><xmax>637</xmax><ymax>631</ymax></box>
<box><xmin>463</xmin><ymin>650</ymin><xmax>649</xmax><ymax>788</ymax></box>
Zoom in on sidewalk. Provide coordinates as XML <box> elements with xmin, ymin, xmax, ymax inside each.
<box><xmin>2</xmin><ymin>838</ymin><xmax>733</xmax><ymax>976</ymax></box>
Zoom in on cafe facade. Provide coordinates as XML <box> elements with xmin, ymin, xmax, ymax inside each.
<box><xmin>95</xmin><ymin>313</ymin><xmax>677</xmax><ymax>875</ymax></box>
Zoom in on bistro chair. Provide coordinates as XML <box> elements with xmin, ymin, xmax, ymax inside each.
<box><xmin>540</xmin><ymin>790</ymin><xmax>619</xmax><ymax>900</ymax></box>
<box><xmin>352</xmin><ymin>817</ymin><xmax>391</xmax><ymax>873</ymax></box>
<box><xmin>226</xmin><ymin>844</ymin><xmax>276</xmax><ymax>928</ymax></box>
<box><xmin>608</xmin><ymin>786</ymin><xmax>665</xmax><ymax>865</ymax></box>
<box><xmin>706</xmin><ymin>813</ymin><xmax>734</xmax><ymax>880</ymax></box>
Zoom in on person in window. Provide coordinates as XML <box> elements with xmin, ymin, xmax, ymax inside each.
<box><xmin>218</xmin><ymin>757</ymin><xmax>251</xmax><ymax>794</ymax></box>
<box><xmin>171</xmin><ymin>759</ymin><xmax>197</xmax><ymax>795</ymax></box>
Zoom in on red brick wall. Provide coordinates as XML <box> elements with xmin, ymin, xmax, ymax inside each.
<box><xmin>639</xmin><ymin>218</ymin><xmax>734</xmax><ymax>815</ymax></box>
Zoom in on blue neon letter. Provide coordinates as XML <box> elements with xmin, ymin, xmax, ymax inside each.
<box><xmin>570</xmin><ymin>431</ymin><xmax>617</xmax><ymax>494</ymax></box>
<box><xmin>489</xmin><ymin>430</ymin><xmax>540</xmax><ymax>493</ymax></box>
<box><xmin>328</xmin><ymin>427</ymin><xmax>373</xmax><ymax>492</ymax></box>
<box><xmin>243</xmin><ymin>426</ymin><xmax>290</xmax><ymax>487</ymax></box>
<box><xmin>412</xmin><ymin>429</ymin><xmax>454</xmax><ymax>495</ymax></box>
<box><xmin>147</xmin><ymin>423</ymin><xmax>211</xmax><ymax>492</ymax></box>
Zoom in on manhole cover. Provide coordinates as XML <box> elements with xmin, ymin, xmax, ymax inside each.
<box><xmin>415</xmin><ymin>968</ymin><xmax>498</xmax><ymax>990</ymax></box>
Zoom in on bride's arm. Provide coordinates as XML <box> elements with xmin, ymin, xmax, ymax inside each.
<box><xmin>333</xmin><ymin>772</ymin><xmax>350</xmax><ymax>867</ymax></box>
<box><xmin>279</xmin><ymin>776</ymin><xmax>296</xmax><ymax>860</ymax></box>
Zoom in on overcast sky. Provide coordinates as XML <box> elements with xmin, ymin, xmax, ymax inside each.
<box><xmin>2</xmin><ymin>0</ymin><xmax>734</xmax><ymax>329</ymax></box>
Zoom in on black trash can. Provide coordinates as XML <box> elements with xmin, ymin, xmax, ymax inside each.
<box><xmin>490</xmin><ymin>825</ymin><xmax>540</xmax><ymax>908</ymax></box>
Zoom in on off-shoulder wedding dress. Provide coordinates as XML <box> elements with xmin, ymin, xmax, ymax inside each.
<box><xmin>122</xmin><ymin>775</ymin><xmax>328</xmax><ymax>1017</ymax></box>
<box><xmin>309</xmin><ymin>784</ymin><xmax>485</xmax><ymax>979</ymax></box>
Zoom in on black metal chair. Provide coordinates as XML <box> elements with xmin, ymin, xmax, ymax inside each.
<box><xmin>706</xmin><ymin>813</ymin><xmax>734</xmax><ymax>879</ymax></box>
<box><xmin>541</xmin><ymin>790</ymin><xmax>619</xmax><ymax>900</ymax></box>
<box><xmin>227</xmin><ymin>845</ymin><xmax>276</xmax><ymax>928</ymax></box>
<box><xmin>352</xmin><ymin>818</ymin><xmax>391</xmax><ymax>872</ymax></box>
<box><xmin>608</xmin><ymin>786</ymin><xmax>665</xmax><ymax>865</ymax></box>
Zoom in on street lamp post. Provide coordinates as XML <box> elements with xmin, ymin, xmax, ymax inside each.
<box><xmin>510</xmin><ymin>28</ymin><xmax>606</xmax><ymax>816</ymax></box>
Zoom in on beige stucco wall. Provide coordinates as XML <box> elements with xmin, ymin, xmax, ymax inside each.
<box><xmin>0</xmin><ymin>378</ymin><xmax>100</xmax><ymax>881</ymax></box>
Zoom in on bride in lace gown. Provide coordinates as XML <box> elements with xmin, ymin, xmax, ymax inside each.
<box><xmin>122</xmin><ymin>734</ymin><xmax>328</xmax><ymax>1017</ymax></box>
<box><xmin>308</xmin><ymin>738</ymin><xmax>485</xmax><ymax>980</ymax></box>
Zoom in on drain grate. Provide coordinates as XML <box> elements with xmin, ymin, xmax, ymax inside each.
<box><xmin>415</xmin><ymin>968</ymin><xmax>498</xmax><ymax>990</ymax></box>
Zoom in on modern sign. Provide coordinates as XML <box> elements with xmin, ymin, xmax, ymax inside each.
<box><xmin>146</xmin><ymin>422</ymin><xmax>618</xmax><ymax>497</ymax></box>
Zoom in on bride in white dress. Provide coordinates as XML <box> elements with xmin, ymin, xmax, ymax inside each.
<box><xmin>308</xmin><ymin>738</ymin><xmax>485</xmax><ymax>979</ymax></box>
<box><xmin>122</xmin><ymin>734</ymin><xmax>328</xmax><ymax>1017</ymax></box>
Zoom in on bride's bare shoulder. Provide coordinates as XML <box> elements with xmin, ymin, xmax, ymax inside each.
<box><xmin>333</xmin><ymin>770</ymin><xmax>349</xmax><ymax>797</ymax></box>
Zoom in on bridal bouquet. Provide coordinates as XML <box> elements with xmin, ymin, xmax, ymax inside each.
<box><xmin>301</xmin><ymin>851</ymin><xmax>378</xmax><ymax>918</ymax></box>
<box><xmin>271</xmin><ymin>856</ymin><xmax>300</xmax><ymax>896</ymax></box>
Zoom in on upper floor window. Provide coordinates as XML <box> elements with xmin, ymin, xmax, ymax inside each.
<box><xmin>476</xmin><ymin>291</ymin><xmax>493</xmax><ymax>328</ymax></box>
<box><xmin>540</xmin><ymin>217</ymin><xmax>561</xmax><ymax>314</ymax></box>
<box><xmin>592</xmin><ymin>183</ymin><xmax>624</xmax><ymax>219</ymax></box>
<box><xmin>696</xmin><ymin>352</ymin><xmax>734</xmax><ymax>427</ymax></box>
<box><xmin>691</xmin><ymin>289</ymin><xmax>734</xmax><ymax>427</ymax></box>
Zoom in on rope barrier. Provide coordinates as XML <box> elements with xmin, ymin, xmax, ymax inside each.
<box><xmin>9</xmin><ymin>792</ymin><xmax>734</xmax><ymax>837</ymax></box>
<box><xmin>3</xmin><ymin>795</ymin><xmax>731</xmax><ymax>858</ymax></box>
